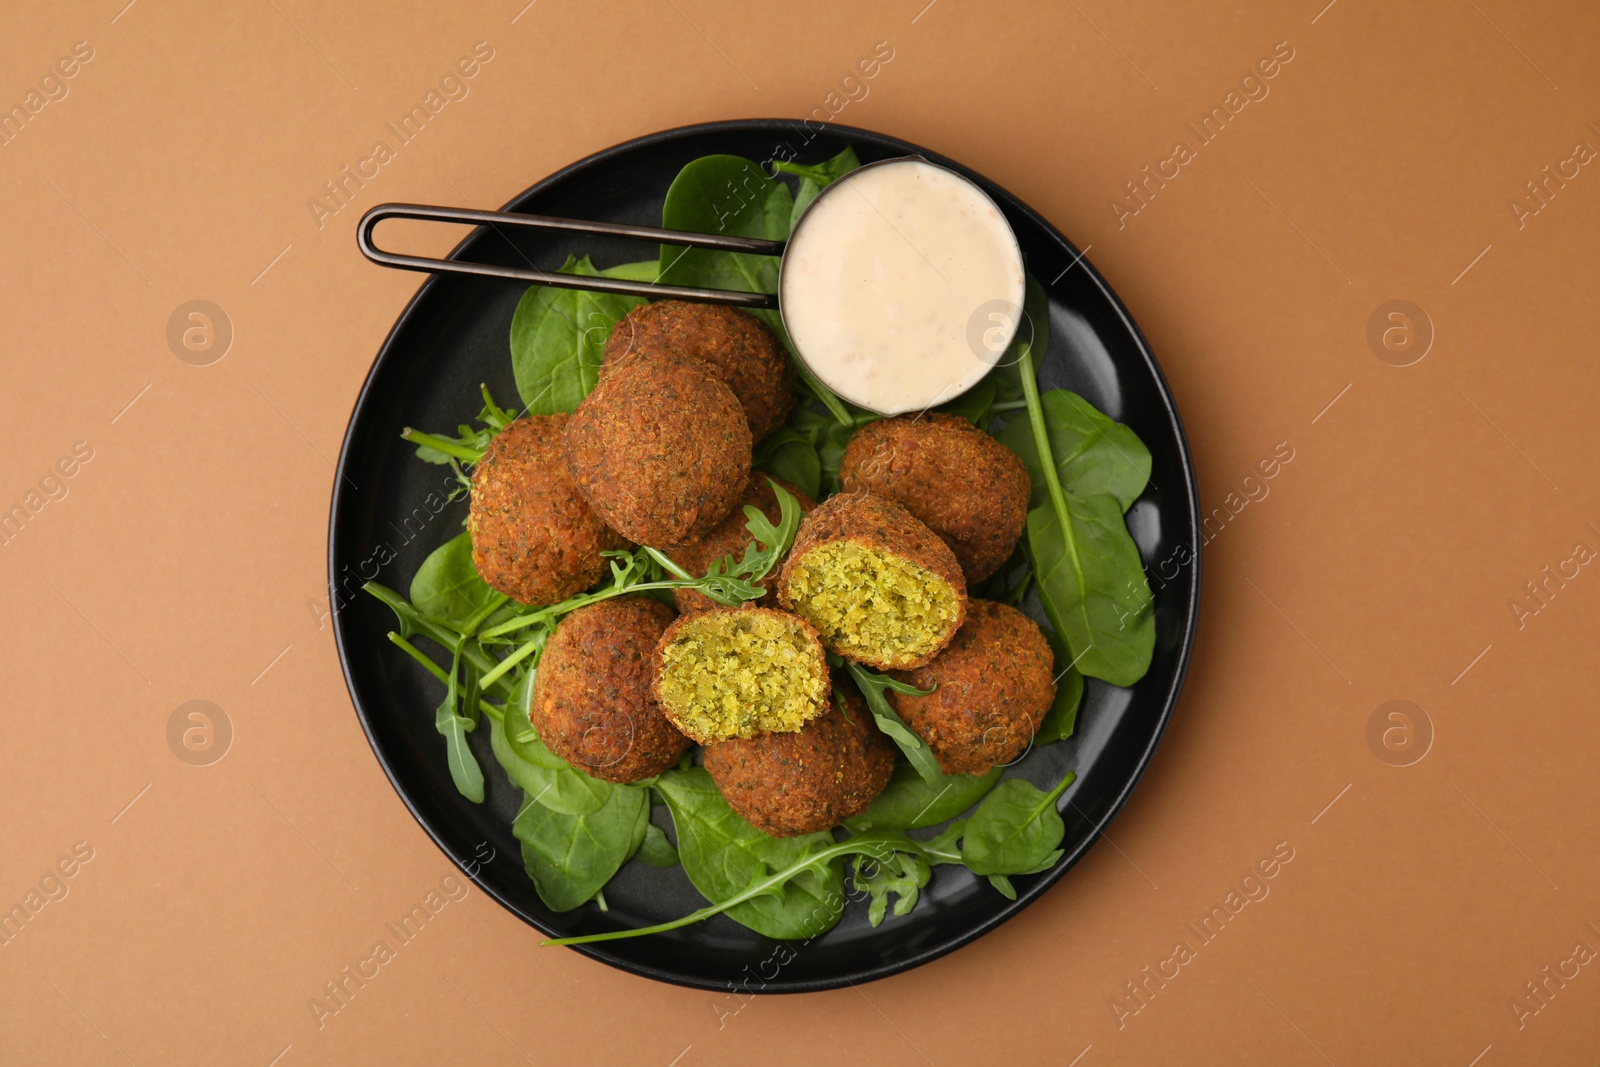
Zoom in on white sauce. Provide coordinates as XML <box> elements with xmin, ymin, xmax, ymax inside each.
<box><xmin>780</xmin><ymin>159</ymin><xmax>1026</xmax><ymax>415</ymax></box>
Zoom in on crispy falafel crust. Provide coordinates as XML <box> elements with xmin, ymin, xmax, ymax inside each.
<box><xmin>839</xmin><ymin>413</ymin><xmax>1031</xmax><ymax>583</ymax></box>
<box><xmin>563</xmin><ymin>353</ymin><xmax>752</xmax><ymax>546</ymax></box>
<box><xmin>776</xmin><ymin>491</ymin><xmax>967</xmax><ymax>670</ymax></box>
<box><xmin>601</xmin><ymin>300</ymin><xmax>796</xmax><ymax>440</ymax></box>
<box><xmin>665</xmin><ymin>474</ymin><xmax>816</xmax><ymax>615</ymax></box>
<box><xmin>531</xmin><ymin>597</ymin><xmax>691</xmax><ymax>783</ymax></box>
<box><xmin>654</xmin><ymin>606</ymin><xmax>830</xmax><ymax>744</ymax></box>
<box><xmin>468</xmin><ymin>415</ymin><xmax>628</xmax><ymax>606</ymax></box>
<box><xmin>703</xmin><ymin>691</ymin><xmax>894</xmax><ymax>837</ymax></box>
<box><xmin>889</xmin><ymin>599</ymin><xmax>1057</xmax><ymax>775</ymax></box>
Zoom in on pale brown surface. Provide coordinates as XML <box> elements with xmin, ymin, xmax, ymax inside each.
<box><xmin>2</xmin><ymin>1</ymin><xmax>1598</xmax><ymax>1064</ymax></box>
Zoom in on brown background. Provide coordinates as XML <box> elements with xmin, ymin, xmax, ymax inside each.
<box><xmin>2</xmin><ymin>0</ymin><xmax>1598</xmax><ymax>1063</ymax></box>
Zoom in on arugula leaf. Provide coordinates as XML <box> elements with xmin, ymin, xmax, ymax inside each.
<box><xmin>852</xmin><ymin>848</ymin><xmax>929</xmax><ymax>927</ymax></box>
<box><xmin>843</xmin><ymin>662</ymin><xmax>943</xmax><ymax>786</ymax></box>
<box><xmin>644</xmin><ymin>477</ymin><xmax>803</xmax><ymax>605</ymax></box>
<box><xmin>846</xmin><ymin>760</ymin><xmax>1002</xmax><ymax>831</ymax></box>
<box><xmin>510</xmin><ymin>254</ymin><xmax>644</xmax><ymax>416</ymax></box>
<box><xmin>959</xmin><ymin>771</ymin><xmax>1076</xmax><ymax>876</ymax></box>
<box><xmin>1015</xmin><ymin>343</ymin><xmax>1154</xmax><ymax>687</ymax></box>
<box><xmin>434</xmin><ymin>655</ymin><xmax>484</xmax><ymax>803</ymax></box>
<box><xmin>653</xmin><ymin>768</ymin><xmax>846</xmax><ymax>940</ymax></box>
<box><xmin>408</xmin><ymin>532</ymin><xmax>502</xmax><ymax>631</ymax></box>
<box><xmin>997</xmin><ymin>390</ymin><xmax>1152</xmax><ymax>512</ymax></box>
<box><xmin>514</xmin><ymin>782</ymin><xmax>648</xmax><ymax>912</ymax></box>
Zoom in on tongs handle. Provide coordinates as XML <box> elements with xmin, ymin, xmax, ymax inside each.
<box><xmin>357</xmin><ymin>203</ymin><xmax>783</xmax><ymax>308</ymax></box>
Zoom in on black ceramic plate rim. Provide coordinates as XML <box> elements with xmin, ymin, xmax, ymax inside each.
<box><xmin>329</xmin><ymin>118</ymin><xmax>1202</xmax><ymax>992</ymax></box>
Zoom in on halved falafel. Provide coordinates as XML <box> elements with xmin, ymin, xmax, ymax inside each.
<box><xmin>468</xmin><ymin>414</ymin><xmax>628</xmax><ymax>606</ymax></box>
<box><xmin>890</xmin><ymin>599</ymin><xmax>1057</xmax><ymax>775</ymax></box>
<box><xmin>602</xmin><ymin>300</ymin><xmax>796</xmax><ymax>440</ymax></box>
<box><xmin>776</xmin><ymin>492</ymin><xmax>966</xmax><ymax>670</ymax></box>
<box><xmin>531</xmin><ymin>597</ymin><xmax>691</xmax><ymax>783</ymax></box>
<box><xmin>563</xmin><ymin>353</ymin><xmax>752</xmax><ymax>546</ymax></box>
<box><xmin>663</xmin><ymin>474</ymin><xmax>816</xmax><ymax>615</ymax></box>
<box><xmin>839</xmin><ymin>413</ymin><xmax>1031</xmax><ymax>583</ymax></box>
<box><xmin>703</xmin><ymin>690</ymin><xmax>894</xmax><ymax>837</ymax></box>
<box><xmin>655</xmin><ymin>606</ymin><xmax>830</xmax><ymax>744</ymax></box>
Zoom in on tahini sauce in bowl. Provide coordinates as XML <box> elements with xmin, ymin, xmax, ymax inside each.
<box><xmin>779</xmin><ymin>158</ymin><xmax>1026</xmax><ymax>416</ymax></box>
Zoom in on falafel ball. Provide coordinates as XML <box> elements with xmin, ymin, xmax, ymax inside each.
<box><xmin>663</xmin><ymin>474</ymin><xmax>816</xmax><ymax>615</ymax></box>
<box><xmin>563</xmin><ymin>353</ymin><xmax>752</xmax><ymax>546</ymax></box>
<box><xmin>889</xmin><ymin>599</ymin><xmax>1057</xmax><ymax>775</ymax></box>
<box><xmin>655</xmin><ymin>606</ymin><xmax>830</xmax><ymax>744</ymax></box>
<box><xmin>531</xmin><ymin>597</ymin><xmax>691</xmax><ymax>783</ymax></box>
<box><xmin>839</xmin><ymin>413</ymin><xmax>1031</xmax><ymax>583</ymax></box>
<box><xmin>468</xmin><ymin>414</ymin><xmax>628</xmax><ymax>606</ymax></box>
<box><xmin>602</xmin><ymin>300</ymin><xmax>796</xmax><ymax>440</ymax></box>
<box><xmin>704</xmin><ymin>690</ymin><xmax>894</xmax><ymax>837</ymax></box>
<box><xmin>776</xmin><ymin>492</ymin><xmax>966</xmax><ymax>670</ymax></box>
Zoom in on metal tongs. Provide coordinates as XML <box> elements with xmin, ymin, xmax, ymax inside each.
<box><xmin>357</xmin><ymin>203</ymin><xmax>781</xmax><ymax>308</ymax></box>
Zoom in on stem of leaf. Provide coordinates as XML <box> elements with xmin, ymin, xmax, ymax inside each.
<box><xmin>1017</xmin><ymin>341</ymin><xmax>1082</xmax><ymax>599</ymax></box>
<box><xmin>643</xmin><ymin>546</ymin><xmax>694</xmax><ymax>581</ymax></box>
<box><xmin>990</xmin><ymin>400</ymin><xmax>1028</xmax><ymax>412</ymax></box>
<box><xmin>388</xmin><ymin>632</ymin><xmax>450</xmax><ymax>685</ymax></box>
<box><xmin>402</xmin><ymin>428</ymin><xmax>484</xmax><ymax>464</ymax></box>
<box><xmin>542</xmin><ymin>833</ymin><xmax>905</xmax><ymax>946</ymax></box>
<box><xmin>461</xmin><ymin>592</ymin><xmax>511</xmax><ymax>636</ymax></box>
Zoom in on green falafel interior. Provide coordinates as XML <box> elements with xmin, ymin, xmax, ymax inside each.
<box><xmin>656</xmin><ymin>608</ymin><xmax>829</xmax><ymax>743</ymax></box>
<box><xmin>783</xmin><ymin>541</ymin><xmax>964</xmax><ymax>667</ymax></box>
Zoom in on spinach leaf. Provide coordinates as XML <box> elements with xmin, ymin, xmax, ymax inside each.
<box><xmin>514</xmin><ymin>782</ymin><xmax>648</xmax><ymax>912</ymax></box>
<box><xmin>997</xmin><ymin>390</ymin><xmax>1152</xmax><ymax>512</ymax></box>
<box><xmin>753</xmin><ymin>429</ymin><xmax>822</xmax><ymax>501</ymax></box>
<box><xmin>843</xmin><ymin>662</ymin><xmax>944</xmax><ymax>786</ymax></box>
<box><xmin>409</xmin><ymin>532</ymin><xmax>501</xmax><ymax>630</ymax></box>
<box><xmin>959</xmin><ymin>770</ymin><xmax>1076</xmax><ymax>877</ymax></box>
<box><xmin>1026</xmin><ymin>493</ymin><xmax>1153</xmax><ymax>688</ymax></box>
<box><xmin>1035</xmin><ymin>627</ymin><xmax>1085</xmax><ymax>743</ymax></box>
<box><xmin>510</xmin><ymin>254</ymin><xmax>644</xmax><ymax>416</ymax></box>
<box><xmin>489</xmin><ymin>689</ymin><xmax>613</xmax><ymax>815</ymax></box>
<box><xmin>658</xmin><ymin>154</ymin><xmax>790</xmax><ymax>306</ymax></box>
<box><xmin>435</xmin><ymin>655</ymin><xmax>484</xmax><ymax>803</ymax></box>
<box><xmin>654</xmin><ymin>767</ymin><xmax>845</xmax><ymax>940</ymax></box>
<box><xmin>779</xmin><ymin>404</ymin><xmax>878</xmax><ymax>496</ymax></box>
<box><xmin>776</xmin><ymin>145</ymin><xmax>861</xmax><ymax>230</ymax></box>
<box><xmin>851</xmin><ymin>848</ymin><xmax>929</xmax><ymax>927</ymax></box>
<box><xmin>634</xmin><ymin>822</ymin><xmax>679</xmax><ymax>868</ymax></box>
<box><xmin>986</xmin><ymin>272</ymin><xmax>1051</xmax><ymax>405</ymax></box>
<box><xmin>657</xmin><ymin>153</ymin><xmax>852</xmax><ymax>425</ymax></box>
<box><xmin>937</xmin><ymin>376</ymin><xmax>996</xmax><ymax>427</ymax></box>
<box><xmin>847</xmin><ymin>760</ymin><xmax>1002</xmax><ymax>831</ymax></box>
<box><xmin>598</xmin><ymin>259</ymin><xmax>660</xmax><ymax>281</ymax></box>
<box><xmin>1015</xmin><ymin>344</ymin><xmax>1154</xmax><ymax>687</ymax></box>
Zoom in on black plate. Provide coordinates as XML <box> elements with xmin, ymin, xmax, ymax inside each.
<box><xmin>329</xmin><ymin>119</ymin><xmax>1201</xmax><ymax>992</ymax></box>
